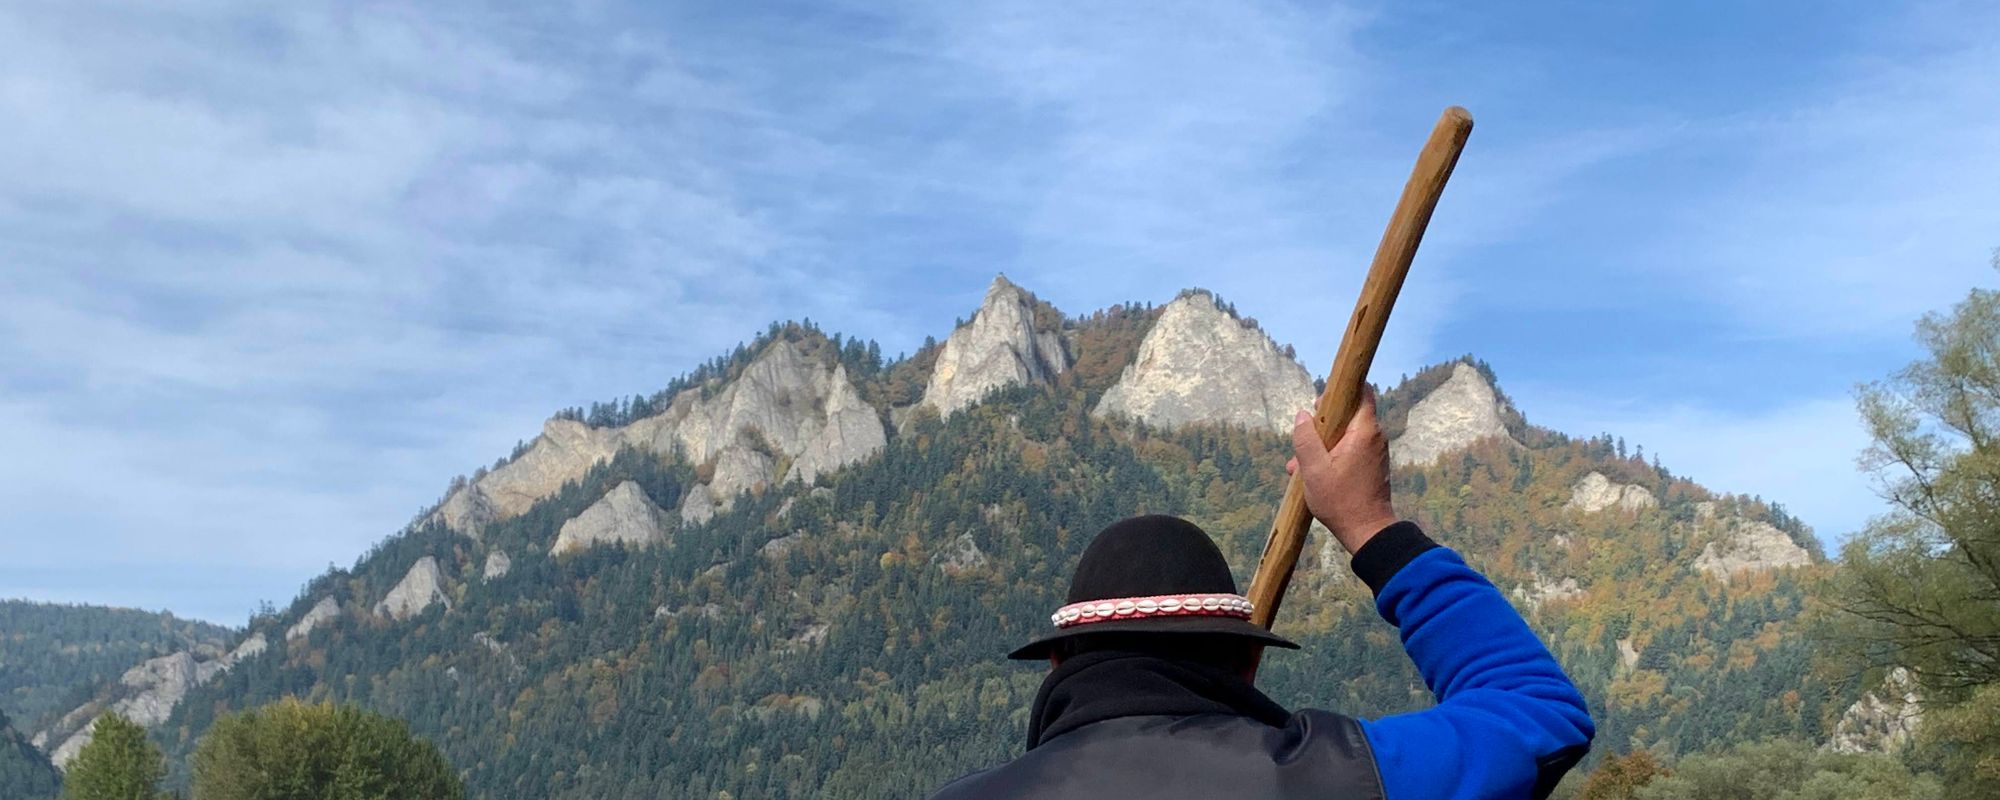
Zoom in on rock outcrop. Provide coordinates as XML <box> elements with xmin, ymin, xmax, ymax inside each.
<box><xmin>1511</xmin><ymin>573</ymin><xmax>1585</xmax><ymax>612</ymax></box>
<box><xmin>376</xmin><ymin>557</ymin><xmax>450</xmax><ymax>621</ymax></box>
<box><xmin>931</xmin><ymin>532</ymin><xmax>990</xmax><ymax>575</ymax></box>
<box><xmin>1828</xmin><ymin>667</ymin><xmax>1922</xmax><ymax>753</ymax></box>
<box><xmin>1565</xmin><ymin>472</ymin><xmax>1659</xmax><ymax>514</ymax></box>
<box><xmin>551</xmin><ymin>481</ymin><xmax>669</xmax><ymax>555</ymax></box>
<box><xmin>1390</xmin><ymin>363</ymin><xmax>1519</xmax><ymax>467</ymax></box>
<box><xmin>1691</xmin><ymin>517</ymin><xmax>1813</xmax><ymax>580</ymax></box>
<box><xmin>429</xmin><ymin>338</ymin><xmax>885</xmax><ymax>537</ymax></box>
<box><xmin>680</xmin><ymin>485</ymin><xmax>717</xmax><ymax>525</ymax></box>
<box><xmin>286</xmin><ymin>597</ymin><xmax>340</xmax><ymax>641</ymax></box>
<box><xmin>920</xmin><ymin>276</ymin><xmax>1067</xmax><ymax>418</ymax></box>
<box><xmin>46</xmin><ymin>647</ymin><xmax>234</xmax><ymax>768</ymax></box>
<box><xmin>482</xmin><ymin>550</ymin><xmax>511</xmax><ymax>580</ymax></box>
<box><xmin>1093</xmin><ymin>292</ymin><xmax>1315</xmax><ymax>435</ymax></box>
<box><xmin>226</xmin><ymin>632</ymin><xmax>268</xmax><ymax>663</ymax></box>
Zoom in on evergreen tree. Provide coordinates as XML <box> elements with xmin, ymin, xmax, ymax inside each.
<box><xmin>0</xmin><ymin>709</ymin><xmax>61</xmax><ymax>800</ymax></box>
<box><xmin>60</xmin><ymin>714</ymin><xmax>163</xmax><ymax>800</ymax></box>
<box><xmin>191</xmin><ymin>698</ymin><xmax>462</xmax><ymax>800</ymax></box>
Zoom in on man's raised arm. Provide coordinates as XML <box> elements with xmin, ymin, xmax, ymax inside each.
<box><xmin>1288</xmin><ymin>395</ymin><xmax>1595</xmax><ymax>799</ymax></box>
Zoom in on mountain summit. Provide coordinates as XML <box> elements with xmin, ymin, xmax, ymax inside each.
<box><xmin>28</xmin><ymin>278</ymin><xmax>1842</xmax><ymax>797</ymax></box>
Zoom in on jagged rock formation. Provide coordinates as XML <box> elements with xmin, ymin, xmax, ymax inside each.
<box><xmin>1390</xmin><ymin>363</ymin><xmax>1520</xmax><ymax>467</ymax></box>
<box><xmin>1691</xmin><ymin>516</ymin><xmax>1813</xmax><ymax>580</ymax></box>
<box><xmin>1511</xmin><ymin>573</ymin><xmax>1584</xmax><ymax>612</ymax></box>
<box><xmin>920</xmin><ymin>276</ymin><xmax>1067</xmax><ymax>418</ymax></box>
<box><xmin>44</xmin><ymin>641</ymin><xmax>258</xmax><ymax>768</ymax></box>
<box><xmin>1617</xmin><ymin>638</ymin><xmax>1641</xmax><ymax>671</ymax></box>
<box><xmin>482</xmin><ymin>550</ymin><xmax>511</xmax><ymax>580</ymax></box>
<box><xmin>227</xmin><ymin>632</ymin><xmax>268</xmax><ymax>663</ymax></box>
<box><xmin>1828</xmin><ymin>667</ymin><xmax>1923</xmax><ymax>753</ymax></box>
<box><xmin>286</xmin><ymin>596</ymin><xmax>340</xmax><ymax>641</ymax></box>
<box><xmin>1565</xmin><ymin>472</ymin><xmax>1659</xmax><ymax>514</ymax></box>
<box><xmin>430</xmin><ymin>338</ymin><xmax>885</xmax><ymax>537</ymax></box>
<box><xmin>1093</xmin><ymin>292</ymin><xmax>1315</xmax><ymax>435</ymax></box>
<box><xmin>551</xmin><ymin>481</ymin><xmax>669</xmax><ymax>555</ymax></box>
<box><xmin>931</xmin><ymin>532</ymin><xmax>990</xmax><ymax>574</ymax></box>
<box><xmin>376</xmin><ymin>557</ymin><xmax>450</xmax><ymax>621</ymax></box>
<box><xmin>680</xmin><ymin>485</ymin><xmax>717</xmax><ymax>525</ymax></box>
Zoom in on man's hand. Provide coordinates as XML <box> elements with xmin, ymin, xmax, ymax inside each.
<box><xmin>1287</xmin><ymin>387</ymin><xmax>1398</xmax><ymax>555</ymax></box>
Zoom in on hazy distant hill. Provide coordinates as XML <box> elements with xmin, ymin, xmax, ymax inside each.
<box><xmin>0</xmin><ymin>600</ymin><xmax>235</xmax><ymax>732</ymax></box>
<box><xmin>34</xmin><ymin>279</ymin><xmax>1849</xmax><ymax>797</ymax></box>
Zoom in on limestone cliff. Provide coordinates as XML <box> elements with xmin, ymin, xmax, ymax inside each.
<box><xmin>1690</xmin><ymin>510</ymin><xmax>1813</xmax><ymax>580</ymax></box>
<box><xmin>482</xmin><ymin>550</ymin><xmax>511</xmax><ymax>580</ymax></box>
<box><xmin>551</xmin><ymin>481</ymin><xmax>669</xmax><ymax>555</ymax></box>
<box><xmin>920</xmin><ymin>276</ymin><xmax>1067</xmax><ymax>418</ymax></box>
<box><xmin>44</xmin><ymin>638</ymin><xmax>263</xmax><ymax>768</ymax></box>
<box><xmin>1093</xmin><ymin>292</ymin><xmax>1315</xmax><ymax>435</ymax></box>
<box><xmin>1389</xmin><ymin>363</ymin><xmax>1521</xmax><ymax>467</ymax></box>
<box><xmin>1827</xmin><ymin>667</ymin><xmax>1922</xmax><ymax>754</ymax></box>
<box><xmin>286</xmin><ymin>597</ymin><xmax>339</xmax><ymax>641</ymax></box>
<box><xmin>1565</xmin><ymin>472</ymin><xmax>1659</xmax><ymax>514</ymax></box>
<box><xmin>376</xmin><ymin>556</ymin><xmax>450</xmax><ymax>621</ymax></box>
<box><xmin>429</xmin><ymin>337</ymin><xmax>885</xmax><ymax>537</ymax></box>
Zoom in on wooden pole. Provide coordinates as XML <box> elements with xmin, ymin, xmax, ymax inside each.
<box><xmin>1247</xmin><ymin>107</ymin><xmax>1474</xmax><ymax>630</ymax></box>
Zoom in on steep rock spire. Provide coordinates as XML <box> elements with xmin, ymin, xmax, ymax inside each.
<box><xmin>1092</xmin><ymin>291</ymin><xmax>1315</xmax><ymax>434</ymax></box>
<box><xmin>920</xmin><ymin>275</ymin><xmax>1068</xmax><ymax>417</ymax></box>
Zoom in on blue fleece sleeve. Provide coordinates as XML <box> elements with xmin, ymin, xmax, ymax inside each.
<box><xmin>1350</xmin><ymin>523</ymin><xmax>1594</xmax><ymax>800</ymax></box>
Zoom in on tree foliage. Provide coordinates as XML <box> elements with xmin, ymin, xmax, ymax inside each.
<box><xmin>1632</xmin><ymin>739</ymin><xmax>1938</xmax><ymax>800</ymax></box>
<box><xmin>60</xmin><ymin>714</ymin><xmax>163</xmax><ymax>800</ymax></box>
<box><xmin>190</xmin><ymin>698</ymin><xmax>462</xmax><ymax>800</ymax></box>
<box><xmin>1825</xmin><ymin>281</ymin><xmax>2000</xmax><ymax>790</ymax></box>
<box><xmin>1577</xmin><ymin>750</ymin><xmax>1669</xmax><ymax>799</ymax></box>
<box><xmin>0</xmin><ymin>709</ymin><xmax>61</xmax><ymax>800</ymax></box>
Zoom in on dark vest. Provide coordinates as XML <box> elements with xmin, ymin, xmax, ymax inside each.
<box><xmin>928</xmin><ymin>652</ymin><xmax>1386</xmax><ymax>799</ymax></box>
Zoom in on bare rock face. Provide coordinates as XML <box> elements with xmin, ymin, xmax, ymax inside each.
<box><xmin>286</xmin><ymin>596</ymin><xmax>340</xmax><ymax>641</ymax></box>
<box><xmin>1617</xmin><ymin>638</ymin><xmax>1641</xmax><ymax>671</ymax></box>
<box><xmin>1511</xmin><ymin>573</ymin><xmax>1584</xmax><ymax>612</ymax></box>
<box><xmin>1828</xmin><ymin>667</ymin><xmax>1923</xmax><ymax>753</ymax></box>
<box><xmin>1093</xmin><ymin>292</ymin><xmax>1315</xmax><ymax>435</ymax></box>
<box><xmin>921</xmin><ymin>276</ymin><xmax>1067</xmax><ymax>418</ymax></box>
<box><xmin>49</xmin><ymin>649</ymin><xmax>226</xmax><ymax>767</ymax></box>
<box><xmin>376</xmin><ymin>556</ymin><xmax>451</xmax><ymax>621</ymax></box>
<box><xmin>1565</xmin><ymin>472</ymin><xmax>1659</xmax><ymax>514</ymax></box>
<box><xmin>680</xmin><ymin>485</ymin><xmax>716</xmax><ymax>525</ymax></box>
<box><xmin>429</xmin><ymin>338</ymin><xmax>884</xmax><ymax>537</ymax></box>
<box><xmin>785</xmin><ymin>365</ymin><xmax>888</xmax><ymax>485</ymax></box>
<box><xmin>226</xmin><ymin>632</ymin><xmax>268</xmax><ymax>664</ymax></box>
<box><xmin>1390</xmin><ymin>363</ymin><xmax>1520</xmax><ymax>467</ymax></box>
<box><xmin>708</xmin><ymin>443</ymin><xmax>777</xmax><ymax>505</ymax></box>
<box><xmin>932</xmin><ymin>532</ymin><xmax>990</xmax><ymax>575</ymax></box>
<box><xmin>551</xmin><ymin>481</ymin><xmax>669</xmax><ymax>555</ymax></box>
<box><xmin>482</xmin><ymin>550</ymin><xmax>511</xmax><ymax>580</ymax></box>
<box><xmin>1691</xmin><ymin>517</ymin><xmax>1813</xmax><ymax>580</ymax></box>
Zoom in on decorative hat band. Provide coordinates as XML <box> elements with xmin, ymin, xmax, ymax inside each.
<box><xmin>1049</xmin><ymin>593</ymin><xmax>1255</xmax><ymax>629</ymax></box>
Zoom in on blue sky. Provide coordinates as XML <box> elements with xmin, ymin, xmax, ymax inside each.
<box><xmin>2</xmin><ymin>0</ymin><xmax>1995</xmax><ymax>625</ymax></box>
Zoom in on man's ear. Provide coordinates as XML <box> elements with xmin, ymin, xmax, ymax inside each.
<box><xmin>1050</xmin><ymin>654</ymin><xmax>1062</xmax><ymax>668</ymax></box>
<box><xmin>1242</xmin><ymin>646</ymin><xmax>1266</xmax><ymax>683</ymax></box>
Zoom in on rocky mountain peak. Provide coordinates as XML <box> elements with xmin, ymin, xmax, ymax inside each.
<box><xmin>1092</xmin><ymin>291</ymin><xmax>1316</xmax><ymax>435</ymax></box>
<box><xmin>429</xmin><ymin>334</ymin><xmax>885</xmax><ymax>538</ymax></box>
<box><xmin>1389</xmin><ymin>362</ymin><xmax>1521</xmax><ymax>467</ymax></box>
<box><xmin>551</xmin><ymin>481</ymin><xmax>670</xmax><ymax>556</ymax></box>
<box><xmin>920</xmin><ymin>275</ymin><xmax>1068</xmax><ymax>417</ymax></box>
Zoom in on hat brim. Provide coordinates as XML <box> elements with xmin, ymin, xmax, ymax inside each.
<box><xmin>1006</xmin><ymin>615</ymin><xmax>1300</xmax><ymax>660</ymax></box>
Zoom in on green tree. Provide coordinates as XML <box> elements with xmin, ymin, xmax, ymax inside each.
<box><xmin>191</xmin><ymin>698</ymin><xmax>462</xmax><ymax>800</ymax></box>
<box><xmin>1</xmin><ymin>709</ymin><xmax>62</xmax><ymax>800</ymax></box>
<box><xmin>1829</xmin><ymin>277</ymin><xmax>2000</xmax><ymax>791</ymax></box>
<box><xmin>60</xmin><ymin>714</ymin><xmax>163</xmax><ymax>800</ymax></box>
<box><xmin>1634</xmin><ymin>739</ymin><xmax>1940</xmax><ymax>800</ymax></box>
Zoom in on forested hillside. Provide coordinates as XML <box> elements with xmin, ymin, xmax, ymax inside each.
<box><xmin>27</xmin><ymin>281</ymin><xmax>1851</xmax><ymax>798</ymax></box>
<box><xmin>0</xmin><ymin>600</ymin><xmax>235</xmax><ymax>731</ymax></box>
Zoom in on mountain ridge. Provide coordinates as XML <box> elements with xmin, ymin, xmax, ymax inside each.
<box><xmin>26</xmin><ymin>278</ymin><xmax>1844</xmax><ymax>797</ymax></box>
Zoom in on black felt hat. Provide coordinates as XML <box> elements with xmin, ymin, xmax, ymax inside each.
<box><xmin>1007</xmin><ymin>515</ymin><xmax>1299</xmax><ymax>660</ymax></box>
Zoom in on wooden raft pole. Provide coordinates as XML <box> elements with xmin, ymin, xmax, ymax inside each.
<box><xmin>1247</xmin><ymin>106</ymin><xmax>1474</xmax><ymax>630</ymax></box>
